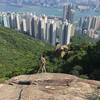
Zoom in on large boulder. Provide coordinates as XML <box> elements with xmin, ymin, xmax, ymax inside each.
<box><xmin>0</xmin><ymin>73</ymin><xmax>100</xmax><ymax>100</ymax></box>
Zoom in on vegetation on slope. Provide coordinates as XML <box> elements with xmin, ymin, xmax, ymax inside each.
<box><xmin>63</xmin><ymin>34</ymin><xmax>100</xmax><ymax>80</ymax></box>
<box><xmin>70</xmin><ymin>34</ymin><xmax>98</xmax><ymax>44</ymax></box>
<box><xmin>0</xmin><ymin>26</ymin><xmax>64</xmax><ymax>82</ymax></box>
<box><xmin>62</xmin><ymin>42</ymin><xmax>100</xmax><ymax>80</ymax></box>
<box><xmin>0</xmin><ymin>26</ymin><xmax>100</xmax><ymax>83</ymax></box>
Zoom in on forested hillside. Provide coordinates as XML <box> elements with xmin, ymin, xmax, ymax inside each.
<box><xmin>0</xmin><ymin>26</ymin><xmax>100</xmax><ymax>83</ymax></box>
<box><xmin>62</xmin><ymin>42</ymin><xmax>100</xmax><ymax>80</ymax></box>
<box><xmin>70</xmin><ymin>34</ymin><xmax>98</xmax><ymax>44</ymax></box>
<box><xmin>0</xmin><ymin>26</ymin><xmax>64</xmax><ymax>82</ymax></box>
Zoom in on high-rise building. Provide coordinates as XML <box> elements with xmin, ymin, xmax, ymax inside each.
<box><xmin>20</xmin><ymin>18</ymin><xmax>26</xmax><ymax>33</ymax></box>
<box><xmin>37</xmin><ymin>19</ymin><xmax>42</xmax><ymax>40</ymax></box>
<box><xmin>40</xmin><ymin>18</ymin><xmax>45</xmax><ymax>41</ymax></box>
<box><xmin>90</xmin><ymin>17</ymin><xmax>96</xmax><ymax>30</ymax></box>
<box><xmin>94</xmin><ymin>16</ymin><xmax>100</xmax><ymax>31</ymax></box>
<box><xmin>22</xmin><ymin>19</ymin><xmax>27</xmax><ymax>32</ymax></box>
<box><xmin>60</xmin><ymin>21</ymin><xmax>72</xmax><ymax>45</ymax></box>
<box><xmin>6</xmin><ymin>15</ymin><xmax>10</xmax><ymax>28</ymax></box>
<box><xmin>37</xmin><ymin>15</ymin><xmax>47</xmax><ymax>41</ymax></box>
<box><xmin>82</xmin><ymin>16</ymin><xmax>92</xmax><ymax>31</ymax></box>
<box><xmin>70</xmin><ymin>24</ymin><xmax>75</xmax><ymax>37</ymax></box>
<box><xmin>87</xmin><ymin>29</ymin><xmax>94</xmax><ymax>38</ymax></box>
<box><xmin>86</xmin><ymin>16</ymin><xmax>92</xmax><ymax>30</ymax></box>
<box><xmin>16</xmin><ymin>14</ymin><xmax>21</xmax><ymax>31</ymax></box>
<box><xmin>45</xmin><ymin>22</ymin><xmax>50</xmax><ymax>42</ymax></box>
<box><xmin>0</xmin><ymin>15</ymin><xmax>3</xmax><ymax>25</ymax></box>
<box><xmin>0</xmin><ymin>13</ymin><xmax>4</xmax><ymax>26</ymax></box>
<box><xmin>41</xmin><ymin>15</ymin><xmax>48</xmax><ymax>41</ymax></box>
<box><xmin>63</xmin><ymin>3</ymin><xmax>75</xmax><ymax>24</ymax></box>
<box><xmin>9</xmin><ymin>14</ymin><xmax>13</xmax><ymax>28</ymax></box>
<box><xmin>31</xmin><ymin>15</ymin><xmax>38</xmax><ymax>38</ymax></box>
<box><xmin>79</xmin><ymin>17</ymin><xmax>83</xmax><ymax>28</ymax></box>
<box><xmin>20</xmin><ymin>20</ymin><xmax>24</xmax><ymax>33</ymax></box>
<box><xmin>3</xmin><ymin>14</ymin><xmax>8</xmax><ymax>28</ymax></box>
<box><xmin>26</xmin><ymin>13</ymin><xmax>33</xmax><ymax>36</ymax></box>
<box><xmin>14</xmin><ymin>14</ymin><xmax>18</xmax><ymax>29</ymax></box>
<box><xmin>49</xmin><ymin>21</ymin><xmax>56</xmax><ymax>45</ymax></box>
<box><xmin>63</xmin><ymin>5</ymin><xmax>67</xmax><ymax>21</ymax></box>
<box><xmin>10</xmin><ymin>13</ymin><xmax>16</xmax><ymax>29</ymax></box>
<box><xmin>84</xmin><ymin>16</ymin><xmax>100</xmax><ymax>31</ymax></box>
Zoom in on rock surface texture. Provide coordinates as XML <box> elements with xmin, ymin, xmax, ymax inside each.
<box><xmin>0</xmin><ymin>73</ymin><xmax>100</xmax><ymax>100</ymax></box>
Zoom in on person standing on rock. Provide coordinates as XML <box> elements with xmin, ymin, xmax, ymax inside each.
<box><xmin>40</xmin><ymin>56</ymin><xmax>46</xmax><ymax>73</ymax></box>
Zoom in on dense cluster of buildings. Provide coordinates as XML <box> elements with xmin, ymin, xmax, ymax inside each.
<box><xmin>63</xmin><ymin>3</ymin><xmax>75</xmax><ymax>24</ymax></box>
<box><xmin>0</xmin><ymin>2</ymin><xmax>99</xmax><ymax>45</ymax></box>
<box><xmin>0</xmin><ymin>3</ymin><xmax>75</xmax><ymax>46</ymax></box>
<box><xmin>77</xmin><ymin>16</ymin><xmax>100</xmax><ymax>39</ymax></box>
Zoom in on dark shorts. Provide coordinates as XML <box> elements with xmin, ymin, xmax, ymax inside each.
<box><xmin>42</xmin><ymin>63</ymin><xmax>45</xmax><ymax>66</ymax></box>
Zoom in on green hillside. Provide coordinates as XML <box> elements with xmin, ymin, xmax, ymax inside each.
<box><xmin>0</xmin><ymin>26</ymin><xmax>100</xmax><ymax>83</ymax></box>
<box><xmin>0</xmin><ymin>26</ymin><xmax>64</xmax><ymax>82</ymax></box>
<box><xmin>70</xmin><ymin>34</ymin><xmax>98</xmax><ymax>44</ymax></box>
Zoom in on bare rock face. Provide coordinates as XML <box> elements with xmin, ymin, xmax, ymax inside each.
<box><xmin>0</xmin><ymin>73</ymin><xmax>100</xmax><ymax>100</ymax></box>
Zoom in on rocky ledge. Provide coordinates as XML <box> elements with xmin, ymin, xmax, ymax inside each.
<box><xmin>0</xmin><ymin>73</ymin><xmax>100</xmax><ymax>100</ymax></box>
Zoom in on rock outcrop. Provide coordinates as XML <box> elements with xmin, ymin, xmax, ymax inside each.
<box><xmin>0</xmin><ymin>73</ymin><xmax>100</xmax><ymax>100</ymax></box>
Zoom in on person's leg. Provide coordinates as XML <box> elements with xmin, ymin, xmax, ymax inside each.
<box><xmin>41</xmin><ymin>63</ymin><xmax>44</xmax><ymax>73</ymax></box>
<box><xmin>41</xmin><ymin>65</ymin><xmax>44</xmax><ymax>73</ymax></box>
<box><xmin>43</xmin><ymin>65</ymin><xmax>46</xmax><ymax>73</ymax></box>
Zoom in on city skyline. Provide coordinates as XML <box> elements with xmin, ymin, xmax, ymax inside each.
<box><xmin>0</xmin><ymin>11</ymin><xmax>74</xmax><ymax>46</ymax></box>
<box><xmin>0</xmin><ymin>1</ymin><xmax>100</xmax><ymax>46</ymax></box>
<box><xmin>77</xmin><ymin>16</ymin><xmax>100</xmax><ymax>39</ymax></box>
